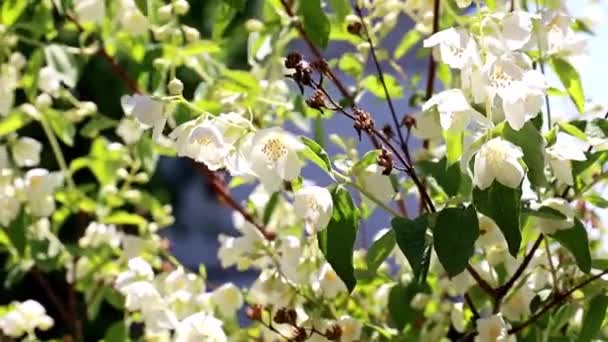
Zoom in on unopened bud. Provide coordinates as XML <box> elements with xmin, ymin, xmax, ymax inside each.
<box><xmin>273</xmin><ymin>308</ymin><xmax>298</xmax><ymax>325</ymax></box>
<box><xmin>245</xmin><ymin>19</ymin><xmax>264</xmax><ymax>32</ymax></box>
<box><xmin>158</xmin><ymin>4</ymin><xmax>172</xmax><ymax>20</ymax></box>
<box><xmin>35</xmin><ymin>93</ymin><xmax>52</xmax><ymax>110</ymax></box>
<box><xmin>173</xmin><ymin>0</ymin><xmax>190</xmax><ymax>15</ymax></box>
<box><xmin>402</xmin><ymin>114</ymin><xmax>416</xmax><ymax>129</ymax></box>
<box><xmin>182</xmin><ymin>25</ymin><xmax>200</xmax><ymax>42</ymax></box>
<box><xmin>10</xmin><ymin>52</ymin><xmax>26</xmax><ymax>70</ymax></box>
<box><xmin>168</xmin><ymin>78</ymin><xmax>184</xmax><ymax>95</ymax></box>
<box><xmin>325</xmin><ymin>324</ymin><xmax>343</xmax><ymax>340</ymax></box>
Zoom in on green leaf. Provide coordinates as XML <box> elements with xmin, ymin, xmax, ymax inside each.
<box><xmin>46</xmin><ymin>109</ymin><xmax>76</xmax><ymax>146</ymax></box>
<box><xmin>339</xmin><ymin>53</ymin><xmax>364</xmax><ymax>79</ymax></box>
<box><xmin>298</xmin><ymin>0</ymin><xmax>331</xmax><ymax>49</ymax></box>
<box><xmin>300</xmin><ymin>136</ymin><xmax>332</xmax><ymax>172</ymax></box>
<box><xmin>444</xmin><ymin>129</ymin><xmax>463</xmax><ymax>166</ymax></box>
<box><xmin>433</xmin><ymin>206</ymin><xmax>479</xmax><ymax>277</ymax></box>
<box><xmin>328</xmin><ymin>0</ymin><xmax>350</xmax><ymax>21</ymax></box>
<box><xmin>418</xmin><ymin>157</ymin><xmax>470</xmax><ymax>197</ymax></box>
<box><xmin>352</xmin><ymin>150</ymin><xmax>380</xmax><ymax>173</ymax></box>
<box><xmin>362</xmin><ymin>74</ymin><xmax>404</xmax><ymax>99</ymax></box>
<box><xmin>392</xmin><ymin>215</ymin><xmax>431</xmax><ymax>284</ymax></box>
<box><xmin>559</xmin><ymin>122</ymin><xmax>588</xmax><ymax>141</ymax></box>
<box><xmin>584</xmin><ymin>193</ymin><xmax>608</xmax><ymax>208</ymax></box>
<box><xmin>103</xmin><ymin>321</ymin><xmax>128</xmax><ymax>342</ymax></box>
<box><xmin>135</xmin><ymin>135</ymin><xmax>158</xmax><ymax>174</ymax></box>
<box><xmin>102</xmin><ymin>211</ymin><xmax>147</xmax><ymax>228</ymax></box>
<box><xmin>1</xmin><ymin>0</ymin><xmax>28</xmax><ymax>27</ymax></box>
<box><xmin>551</xmin><ymin>57</ymin><xmax>585</xmax><ymax>114</ymax></box>
<box><xmin>577</xmin><ymin>294</ymin><xmax>608</xmax><ymax>342</ymax></box>
<box><xmin>263</xmin><ymin>192</ymin><xmax>280</xmax><ymax>225</ymax></box>
<box><xmin>395</xmin><ymin>29</ymin><xmax>421</xmax><ymax>59</ymax></box>
<box><xmin>366</xmin><ymin>229</ymin><xmax>395</xmax><ymax>273</ymax></box>
<box><xmin>318</xmin><ymin>186</ymin><xmax>359</xmax><ymax>292</ymax></box>
<box><xmin>5</xmin><ymin>209</ymin><xmax>29</xmax><ymax>255</ymax></box>
<box><xmin>551</xmin><ymin>219</ymin><xmax>591</xmax><ymax>273</ymax></box>
<box><xmin>473</xmin><ymin>182</ymin><xmax>522</xmax><ymax>256</ymax></box>
<box><xmin>0</xmin><ymin>110</ymin><xmax>31</xmax><ymax>136</ymax></box>
<box><xmin>522</xmin><ymin>205</ymin><xmax>568</xmax><ymax>220</ymax></box>
<box><xmin>502</xmin><ymin>121</ymin><xmax>547</xmax><ymax>188</ymax></box>
<box><xmin>389</xmin><ymin>282</ymin><xmax>428</xmax><ymax>331</ymax></box>
<box><xmin>80</xmin><ymin>115</ymin><xmax>117</xmax><ymax>138</ymax></box>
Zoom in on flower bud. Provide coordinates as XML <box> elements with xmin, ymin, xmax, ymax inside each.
<box><xmin>246</xmin><ymin>305</ymin><xmax>263</xmax><ymax>321</ymax></box>
<box><xmin>157</xmin><ymin>4</ymin><xmax>172</xmax><ymax>20</ymax></box>
<box><xmin>35</xmin><ymin>93</ymin><xmax>52</xmax><ymax>110</ymax></box>
<box><xmin>168</xmin><ymin>78</ymin><xmax>184</xmax><ymax>95</ymax></box>
<box><xmin>10</xmin><ymin>52</ymin><xmax>26</xmax><ymax>70</ymax></box>
<box><xmin>173</xmin><ymin>0</ymin><xmax>189</xmax><ymax>15</ymax></box>
<box><xmin>182</xmin><ymin>25</ymin><xmax>200</xmax><ymax>42</ymax></box>
<box><xmin>245</xmin><ymin>19</ymin><xmax>264</xmax><ymax>32</ymax></box>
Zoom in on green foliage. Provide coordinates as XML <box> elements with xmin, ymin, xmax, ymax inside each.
<box><xmin>389</xmin><ymin>282</ymin><xmax>428</xmax><ymax>331</ymax></box>
<box><xmin>298</xmin><ymin>0</ymin><xmax>331</xmax><ymax>49</ymax></box>
<box><xmin>551</xmin><ymin>57</ymin><xmax>585</xmax><ymax>114</ymax></box>
<box><xmin>551</xmin><ymin>219</ymin><xmax>592</xmax><ymax>273</ymax></box>
<box><xmin>433</xmin><ymin>206</ymin><xmax>479</xmax><ymax>277</ymax></box>
<box><xmin>366</xmin><ymin>229</ymin><xmax>395</xmax><ymax>274</ymax></box>
<box><xmin>473</xmin><ymin>182</ymin><xmax>522</xmax><ymax>256</ymax></box>
<box><xmin>362</xmin><ymin>74</ymin><xmax>404</xmax><ymax>99</ymax></box>
<box><xmin>392</xmin><ymin>215</ymin><xmax>431</xmax><ymax>284</ymax></box>
<box><xmin>318</xmin><ymin>186</ymin><xmax>359</xmax><ymax>292</ymax></box>
<box><xmin>502</xmin><ymin>121</ymin><xmax>547</xmax><ymax>188</ymax></box>
<box><xmin>300</xmin><ymin>136</ymin><xmax>332</xmax><ymax>173</ymax></box>
<box><xmin>578</xmin><ymin>294</ymin><xmax>608</xmax><ymax>342</ymax></box>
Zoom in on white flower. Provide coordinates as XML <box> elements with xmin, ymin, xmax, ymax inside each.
<box><xmin>115</xmin><ymin>257</ymin><xmax>155</xmax><ymax>290</ymax></box>
<box><xmin>116</xmin><ymin>118</ymin><xmax>144</xmax><ymax>145</ymax></box>
<box><xmin>12</xmin><ymin>137</ymin><xmax>42</xmax><ymax>167</ymax></box>
<box><xmin>455</xmin><ymin>0</ymin><xmax>472</xmax><ymax>8</ymax></box>
<box><xmin>74</xmin><ymin>0</ymin><xmax>105</xmax><ymax>24</ymax></box>
<box><xmin>121</xmin><ymin>94</ymin><xmax>166</xmax><ymax>140</ymax></box>
<box><xmin>0</xmin><ymin>189</ymin><xmax>20</xmax><ymax>227</ymax></box>
<box><xmin>483</xmin><ymin>11</ymin><xmax>536</xmax><ymax>53</ymax></box>
<box><xmin>338</xmin><ymin>315</ymin><xmax>362</xmax><ymax>342</ymax></box>
<box><xmin>248</xmin><ymin>127</ymin><xmax>304</xmax><ymax>192</ymax></box>
<box><xmin>533</xmin><ymin>198</ymin><xmax>575</xmax><ymax>235</ymax></box>
<box><xmin>38</xmin><ymin>66</ymin><xmax>64</xmax><ymax>95</ymax></box>
<box><xmin>119</xmin><ymin>280</ymin><xmax>163</xmax><ymax>311</ymax></box>
<box><xmin>357</xmin><ymin>164</ymin><xmax>396</xmax><ymax>205</ymax></box>
<box><xmin>502</xmin><ymin>284</ymin><xmax>534</xmax><ymax>321</ymax></box>
<box><xmin>424</xmin><ymin>28</ymin><xmax>478</xmax><ymax>69</ymax></box>
<box><xmin>217</xmin><ymin>212</ymin><xmax>266</xmax><ymax>269</ymax></box>
<box><xmin>546</xmin><ymin>132</ymin><xmax>589</xmax><ymax>185</ymax></box>
<box><xmin>170</xmin><ymin>119</ymin><xmax>229</xmax><ymax>170</ymax></box>
<box><xmin>175</xmin><ymin>312</ymin><xmax>227</xmax><ymax>342</ymax></box>
<box><xmin>312</xmin><ymin>262</ymin><xmax>347</xmax><ymax>299</ymax></box>
<box><xmin>451</xmin><ymin>303</ymin><xmax>467</xmax><ymax>333</ymax></box>
<box><xmin>423</xmin><ymin>89</ymin><xmax>492</xmax><ymax>132</ymax></box>
<box><xmin>0</xmin><ymin>145</ymin><xmax>9</xmax><ymax>169</ymax></box>
<box><xmin>475</xmin><ymin>314</ymin><xmax>509</xmax><ymax>342</ymax></box>
<box><xmin>277</xmin><ymin>236</ymin><xmax>303</xmax><ymax>283</ymax></box>
<box><xmin>78</xmin><ymin>222</ymin><xmax>122</xmax><ymax>248</ymax></box>
<box><xmin>0</xmin><ymin>300</ymin><xmax>54</xmax><ymax>338</ymax></box>
<box><xmin>541</xmin><ymin>12</ymin><xmax>588</xmax><ymax>57</ymax></box>
<box><xmin>474</xmin><ymin>138</ymin><xmax>524</xmax><ymax>190</ymax></box>
<box><xmin>24</xmin><ymin>168</ymin><xmax>62</xmax><ymax>217</ymax></box>
<box><xmin>484</xmin><ymin>57</ymin><xmax>546</xmax><ymax>130</ymax></box>
<box><xmin>293</xmin><ymin>185</ymin><xmax>333</xmax><ymax>233</ymax></box>
<box><xmin>210</xmin><ymin>283</ymin><xmax>243</xmax><ymax>317</ymax></box>
<box><xmin>120</xmin><ymin>0</ymin><xmax>148</xmax><ymax>35</ymax></box>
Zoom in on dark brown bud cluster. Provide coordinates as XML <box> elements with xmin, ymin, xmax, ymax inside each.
<box><xmin>347</xmin><ymin>21</ymin><xmax>363</xmax><ymax>36</ymax></box>
<box><xmin>305</xmin><ymin>89</ymin><xmax>327</xmax><ymax>112</ymax></box>
<box><xmin>402</xmin><ymin>114</ymin><xmax>416</xmax><ymax>130</ymax></box>
<box><xmin>285</xmin><ymin>52</ymin><xmax>313</xmax><ymax>93</ymax></box>
<box><xmin>377</xmin><ymin>147</ymin><xmax>393</xmax><ymax>175</ymax></box>
<box><xmin>293</xmin><ymin>327</ymin><xmax>308</xmax><ymax>341</ymax></box>
<box><xmin>273</xmin><ymin>308</ymin><xmax>298</xmax><ymax>326</ymax></box>
<box><xmin>353</xmin><ymin>107</ymin><xmax>374</xmax><ymax>140</ymax></box>
<box><xmin>325</xmin><ymin>324</ymin><xmax>343</xmax><ymax>340</ymax></box>
<box><xmin>381</xmin><ymin>124</ymin><xmax>394</xmax><ymax>140</ymax></box>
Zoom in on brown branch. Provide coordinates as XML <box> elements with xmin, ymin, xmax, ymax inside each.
<box><xmin>464</xmin><ymin>293</ymin><xmax>480</xmax><ymax>320</ymax></box>
<box><xmin>508</xmin><ymin>269</ymin><xmax>608</xmax><ymax>334</ymax></box>
<box><xmin>31</xmin><ymin>269</ymin><xmax>77</xmax><ymax>339</ymax></box>
<box><xmin>424</xmin><ymin>0</ymin><xmax>441</xmax><ymax>101</ymax></box>
<box><xmin>353</xmin><ymin>4</ymin><xmax>412</xmax><ymax>165</ymax></box>
<box><xmin>466</xmin><ymin>265</ymin><xmax>496</xmax><ymax>297</ymax></box>
<box><xmin>496</xmin><ymin>235</ymin><xmax>544</xmax><ymax>299</ymax></box>
<box><xmin>192</xmin><ymin>161</ymin><xmax>275</xmax><ymax>240</ymax></box>
<box><xmin>279</xmin><ymin>0</ymin><xmax>351</xmax><ymax>102</ymax></box>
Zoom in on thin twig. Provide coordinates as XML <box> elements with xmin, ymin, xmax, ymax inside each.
<box><xmin>508</xmin><ymin>269</ymin><xmax>608</xmax><ymax>334</ymax></box>
<box><xmin>544</xmin><ymin>238</ymin><xmax>560</xmax><ymax>294</ymax></box>
<box><xmin>424</xmin><ymin>0</ymin><xmax>441</xmax><ymax>102</ymax></box>
<box><xmin>466</xmin><ymin>265</ymin><xmax>496</xmax><ymax>297</ymax></box>
<box><xmin>496</xmin><ymin>235</ymin><xmax>544</xmax><ymax>299</ymax></box>
<box><xmin>464</xmin><ymin>293</ymin><xmax>480</xmax><ymax>320</ymax></box>
<box><xmin>353</xmin><ymin>4</ymin><xmax>412</xmax><ymax>165</ymax></box>
<box><xmin>31</xmin><ymin>269</ymin><xmax>76</xmax><ymax>338</ymax></box>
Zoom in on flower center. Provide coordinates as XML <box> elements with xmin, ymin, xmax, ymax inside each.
<box><xmin>490</xmin><ymin>66</ymin><xmax>513</xmax><ymax>88</ymax></box>
<box><xmin>262</xmin><ymin>138</ymin><xmax>287</xmax><ymax>162</ymax></box>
